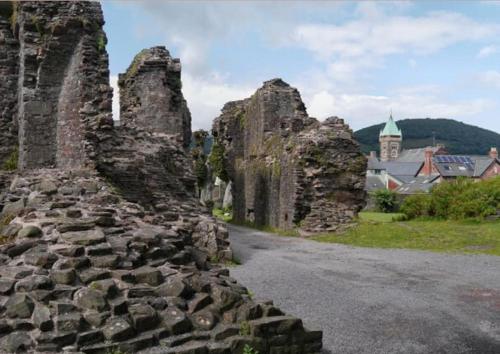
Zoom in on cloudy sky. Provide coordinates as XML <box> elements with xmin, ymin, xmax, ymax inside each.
<box><xmin>102</xmin><ymin>0</ymin><xmax>500</xmax><ymax>133</ymax></box>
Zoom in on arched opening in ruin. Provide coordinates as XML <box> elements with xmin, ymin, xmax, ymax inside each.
<box><xmin>18</xmin><ymin>29</ymin><xmax>83</xmax><ymax>169</ymax></box>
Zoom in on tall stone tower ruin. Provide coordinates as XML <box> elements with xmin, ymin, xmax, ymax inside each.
<box><xmin>118</xmin><ymin>46</ymin><xmax>192</xmax><ymax>148</ymax></box>
<box><xmin>379</xmin><ymin>113</ymin><xmax>402</xmax><ymax>162</ymax></box>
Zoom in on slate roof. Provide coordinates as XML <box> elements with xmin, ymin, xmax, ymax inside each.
<box><xmin>397</xmin><ymin>147</ymin><xmax>444</xmax><ymax>163</ymax></box>
<box><xmin>432</xmin><ymin>155</ymin><xmax>498</xmax><ymax>178</ymax></box>
<box><xmin>365</xmin><ymin>175</ymin><xmax>385</xmax><ymax>192</ymax></box>
<box><xmin>382</xmin><ymin>161</ymin><xmax>422</xmax><ymax>177</ymax></box>
<box><xmin>473</xmin><ymin>157</ymin><xmax>496</xmax><ymax>177</ymax></box>
<box><xmin>396</xmin><ymin>175</ymin><xmax>440</xmax><ymax>194</ymax></box>
<box><xmin>367</xmin><ymin>157</ymin><xmax>385</xmax><ymax>170</ymax></box>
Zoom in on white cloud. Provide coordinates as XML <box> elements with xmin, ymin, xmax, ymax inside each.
<box><xmin>304</xmin><ymin>89</ymin><xmax>493</xmax><ymax>131</ymax></box>
<box><xmin>478</xmin><ymin>70</ymin><xmax>500</xmax><ymax>88</ymax></box>
<box><xmin>477</xmin><ymin>45</ymin><xmax>499</xmax><ymax>58</ymax></box>
<box><xmin>295</xmin><ymin>12</ymin><xmax>499</xmax><ymax>59</ymax></box>
<box><xmin>182</xmin><ymin>74</ymin><xmax>255</xmax><ymax>131</ymax></box>
<box><xmin>292</xmin><ymin>10</ymin><xmax>500</xmax><ymax>83</ymax></box>
<box><xmin>110</xmin><ymin>75</ymin><xmax>120</xmax><ymax>121</ymax></box>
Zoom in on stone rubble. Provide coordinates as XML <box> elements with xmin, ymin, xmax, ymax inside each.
<box><xmin>0</xmin><ymin>170</ymin><xmax>322</xmax><ymax>353</ymax></box>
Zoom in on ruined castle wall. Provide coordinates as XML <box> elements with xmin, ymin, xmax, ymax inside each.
<box><xmin>0</xmin><ymin>16</ymin><xmax>18</xmax><ymax>167</ymax></box>
<box><xmin>213</xmin><ymin>79</ymin><xmax>366</xmax><ymax>234</ymax></box>
<box><xmin>16</xmin><ymin>1</ymin><xmax>113</xmax><ymax>170</ymax></box>
<box><xmin>118</xmin><ymin>46</ymin><xmax>192</xmax><ymax>148</ymax></box>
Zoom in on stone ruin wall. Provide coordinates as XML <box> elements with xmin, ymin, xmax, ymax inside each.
<box><xmin>15</xmin><ymin>1</ymin><xmax>113</xmax><ymax>170</ymax></box>
<box><xmin>213</xmin><ymin>79</ymin><xmax>366</xmax><ymax>234</ymax></box>
<box><xmin>118</xmin><ymin>46</ymin><xmax>192</xmax><ymax>148</ymax></box>
<box><xmin>0</xmin><ymin>2</ymin><xmax>323</xmax><ymax>353</ymax></box>
<box><xmin>0</xmin><ymin>13</ymin><xmax>18</xmax><ymax>169</ymax></box>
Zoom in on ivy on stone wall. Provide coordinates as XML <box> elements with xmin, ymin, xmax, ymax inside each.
<box><xmin>209</xmin><ymin>142</ymin><xmax>229</xmax><ymax>182</ymax></box>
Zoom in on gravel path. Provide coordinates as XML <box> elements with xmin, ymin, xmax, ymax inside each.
<box><xmin>228</xmin><ymin>225</ymin><xmax>500</xmax><ymax>354</ymax></box>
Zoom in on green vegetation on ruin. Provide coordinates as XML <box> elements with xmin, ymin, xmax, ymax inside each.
<box><xmin>313</xmin><ymin>212</ymin><xmax>500</xmax><ymax>256</ymax></box>
<box><xmin>125</xmin><ymin>49</ymin><xmax>148</xmax><ymax>79</ymax></box>
<box><xmin>2</xmin><ymin>147</ymin><xmax>18</xmax><ymax>171</ymax></box>
<box><xmin>208</xmin><ymin>142</ymin><xmax>229</xmax><ymax>182</ymax></box>
<box><xmin>96</xmin><ymin>33</ymin><xmax>106</xmax><ymax>52</ymax></box>
<box><xmin>212</xmin><ymin>207</ymin><xmax>233</xmax><ymax>223</ymax></box>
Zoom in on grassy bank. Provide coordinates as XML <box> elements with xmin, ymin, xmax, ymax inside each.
<box><xmin>314</xmin><ymin>212</ymin><xmax>500</xmax><ymax>256</ymax></box>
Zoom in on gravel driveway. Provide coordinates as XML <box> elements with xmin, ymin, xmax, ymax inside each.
<box><xmin>228</xmin><ymin>225</ymin><xmax>500</xmax><ymax>354</ymax></box>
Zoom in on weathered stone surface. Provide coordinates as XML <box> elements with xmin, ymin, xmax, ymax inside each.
<box><xmin>74</xmin><ymin>288</ymin><xmax>108</xmax><ymax>311</ymax></box>
<box><xmin>161</xmin><ymin>307</ymin><xmax>192</xmax><ymax>335</ymax></box>
<box><xmin>17</xmin><ymin>225</ymin><xmax>42</xmax><ymax>238</ymax></box>
<box><xmin>5</xmin><ymin>294</ymin><xmax>34</xmax><ymax>318</ymax></box>
<box><xmin>0</xmin><ymin>14</ymin><xmax>18</xmax><ymax>170</ymax></box>
<box><xmin>61</xmin><ymin>229</ymin><xmax>106</xmax><ymax>246</ymax></box>
<box><xmin>103</xmin><ymin>316</ymin><xmax>135</xmax><ymax>341</ymax></box>
<box><xmin>119</xmin><ymin>46</ymin><xmax>192</xmax><ymax>148</ymax></box>
<box><xmin>133</xmin><ymin>265</ymin><xmax>164</xmax><ymax>286</ymax></box>
<box><xmin>15</xmin><ymin>1</ymin><xmax>112</xmax><ymax>170</ymax></box>
<box><xmin>32</xmin><ymin>304</ymin><xmax>53</xmax><ymax>331</ymax></box>
<box><xmin>212</xmin><ymin>78</ymin><xmax>366</xmax><ymax>234</ymax></box>
<box><xmin>0</xmin><ymin>332</ymin><xmax>33</xmax><ymax>353</ymax></box>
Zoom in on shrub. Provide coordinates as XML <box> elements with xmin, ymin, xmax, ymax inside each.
<box><xmin>400</xmin><ymin>194</ymin><xmax>433</xmax><ymax>219</ymax></box>
<box><xmin>239</xmin><ymin>321</ymin><xmax>251</xmax><ymax>336</ymax></box>
<box><xmin>194</xmin><ymin>156</ymin><xmax>208</xmax><ymax>186</ymax></box>
<box><xmin>208</xmin><ymin>143</ymin><xmax>229</xmax><ymax>182</ymax></box>
<box><xmin>243</xmin><ymin>345</ymin><xmax>259</xmax><ymax>354</ymax></box>
<box><xmin>2</xmin><ymin>147</ymin><xmax>18</xmax><ymax>171</ymax></box>
<box><xmin>401</xmin><ymin>176</ymin><xmax>500</xmax><ymax>220</ymax></box>
<box><xmin>373</xmin><ymin>189</ymin><xmax>398</xmax><ymax>213</ymax></box>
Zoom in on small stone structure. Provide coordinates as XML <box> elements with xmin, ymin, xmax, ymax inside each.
<box><xmin>213</xmin><ymin>79</ymin><xmax>366</xmax><ymax>234</ymax></box>
<box><xmin>0</xmin><ymin>2</ymin><xmax>322</xmax><ymax>353</ymax></box>
<box><xmin>118</xmin><ymin>46</ymin><xmax>192</xmax><ymax>148</ymax></box>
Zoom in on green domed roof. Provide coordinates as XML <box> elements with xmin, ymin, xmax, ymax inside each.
<box><xmin>380</xmin><ymin>114</ymin><xmax>402</xmax><ymax>137</ymax></box>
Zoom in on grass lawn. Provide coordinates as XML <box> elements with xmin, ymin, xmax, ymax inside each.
<box><xmin>313</xmin><ymin>212</ymin><xmax>500</xmax><ymax>256</ymax></box>
<box><xmin>212</xmin><ymin>208</ymin><xmax>233</xmax><ymax>223</ymax></box>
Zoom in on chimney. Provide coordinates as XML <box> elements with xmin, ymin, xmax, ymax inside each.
<box><xmin>422</xmin><ymin>147</ymin><xmax>434</xmax><ymax>176</ymax></box>
<box><xmin>489</xmin><ymin>147</ymin><xmax>498</xmax><ymax>159</ymax></box>
<box><xmin>370</xmin><ymin>151</ymin><xmax>377</xmax><ymax>159</ymax></box>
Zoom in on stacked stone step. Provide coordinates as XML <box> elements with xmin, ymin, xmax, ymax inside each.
<box><xmin>0</xmin><ymin>170</ymin><xmax>322</xmax><ymax>353</ymax></box>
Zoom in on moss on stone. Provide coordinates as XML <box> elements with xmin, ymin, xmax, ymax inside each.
<box><xmin>96</xmin><ymin>33</ymin><xmax>106</xmax><ymax>52</ymax></box>
<box><xmin>125</xmin><ymin>49</ymin><xmax>148</xmax><ymax>79</ymax></box>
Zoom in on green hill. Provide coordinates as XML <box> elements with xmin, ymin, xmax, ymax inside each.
<box><xmin>354</xmin><ymin>118</ymin><xmax>500</xmax><ymax>155</ymax></box>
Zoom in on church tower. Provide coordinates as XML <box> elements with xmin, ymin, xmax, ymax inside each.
<box><xmin>379</xmin><ymin>113</ymin><xmax>402</xmax><ymax>161</ymax></box>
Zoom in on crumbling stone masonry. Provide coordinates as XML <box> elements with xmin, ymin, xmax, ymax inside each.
<box><xmin>15</xmin><ymin>1</ymin><xmax>113</xmax><ymax>170</ymax></box>
<box><xmin>0</xmin><ymin>8</ymin><xmax>19</xmax><ymax>168</ymax></box>
<box><xmin>213</xmin><ymin>79</ymin><xmax>366</xmax><ymax>234</ymax></box>
<box><xmin>0</xmin><ymin>2</ymin><xmax>322</xmax><ymax>353</ymax></box>
<box><xmin>118</xmin><ymin>46</ymin><xmax>192</xmax><ymax>148</ymax></box>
